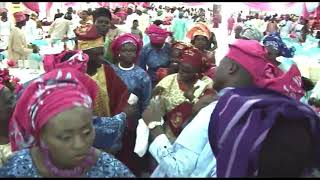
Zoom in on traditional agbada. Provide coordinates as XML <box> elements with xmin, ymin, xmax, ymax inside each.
<box><xmin>143</xmin><ymin>38</ymin><xmax>309</xmax><ymax>178</ymax></box>
<box><xmin>155</xmin><ymin>47</ymin><xmax>214</xmax><ymax>141</ymax></box>
<box><xmin>226</xmin><ymin>39</ymin><xmax>304</xmax><ymax>100</ymax></box>
<box><xmin>7</xmin><ymin>12</ymin><xmax>33</xmax><ymax>62</ymax></box>
<box><xmin>208</xmin><ymin>87</ymin><xmax>320</xmax><ymax>177</ymax></box>
<box><xmin>75</xmin><ymin>23</ymin><xmax>129</xmax><ymax>117</ymax></box>
<box><xmin>5</xmin><ymin>68</ymin><xmax>134</xmax><ymax>177</ymax></box>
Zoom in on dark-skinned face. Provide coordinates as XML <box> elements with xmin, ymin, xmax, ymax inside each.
<box><xmin>80</xmin><ymin>11</ymin><xmax>89</xmax><ymax>21</ymax></box>
<box><xmin>213</xmin><ymin>57</ymin><xmax>232</xmax><ymax>91</ymax></box>
<box><xmin>94</xmin><ymin>16</ymin><xmax>111</xmax><ymax>36</ymax></box>
<box><xmin>40</xmin><ymin>107</ymin><xmax>95</xmax><ymax>168</ymax></box>
<box><xmin>171</xmin><ymin>48</ymin><xmax>182</xmax><ymax>63</ymax></box>
<box><xmin>84</xmin><ymin>47</ymin><xmax>104</xmax><ymax>74</ymax></box>
<box><xmin>132</xmin><ymin>21</ymin><xmax>139</xmax><ymax>28</ymax></box>
<box><xmin>193</xmin><ymin>35</ymin><xmax>209</xmax><ymax>51</ymax></box>
<box><xmin>118</xmin><ymin>42</ymin><xmax>137</xmax><ymax>64</ymax></box>
<box><xmin>178</xmin><ymin>62</ymin><xmax>200</xmax><ymax>82</ymax></box>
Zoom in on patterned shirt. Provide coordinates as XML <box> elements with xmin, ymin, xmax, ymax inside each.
<box><xmin>0</xmin><ymin>149</ymin><xmax>135</xmax><ymax>177</ymax></box>
<box><xmin>137</xmin><ymin>43</ymin><xmax>171</xmax><ymax>87</ymax></box>
<box><xmin>111</xmin><ymin>64</ymin><xmax>152</xmax><ymax>115</ymax></box>
<box><xmin>149</xmin><ymin>88</ymin><xmax>233</xmax><ymax>177</ymax></box>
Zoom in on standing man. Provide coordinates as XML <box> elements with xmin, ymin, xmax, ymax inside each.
<box><xmin>24</xmin><ymin>13</ymin><xmax>38</xmax><ymax>44</ymax></box>
<box><xmin>8</xmin><ymin>12</ymin><xmax>38</xmax><ymax>67</ymax></box>
<box><xmin>171</xmin><ymin>11</ymin><xmax>188</xmax><ymax>42</ymax></box>
<box><xmin>54</xmin><ymin>9</ymin><xmax>63</xmax><ymax>21</ymax></box>
<box><xmin>0</xmin><ymin>8</ymin><xmax>11</xmax><ymax>51</ymax></box>
<box><xmin>47</xmin><ymin>13</ymin><xmax>72</xmax><ymax>47</ymax></box>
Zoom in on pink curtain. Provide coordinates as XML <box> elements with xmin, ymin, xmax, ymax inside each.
<box><xmin>46</xmin><ymin>2</ymin><xmax>53</xmax><ymax>12</ymax></box>
<box><xmin>22</xmin><ymin>2</ymin><xmax>40</xmax><ymax>13</ymax></box>
<box><xmin>243</xmin><ymin>2</ymin><xmax>295</xmax><ymax>11</ymax></box>
<box><xmin>302</xmin><ymin>2</ymin><xmax>310</xmax><ymax>19</ymax></box>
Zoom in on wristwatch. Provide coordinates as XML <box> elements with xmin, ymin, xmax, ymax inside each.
<box><xmin>148</xmin><ymin>119</ymin><xmax>164</xmax><ymax>130</ymax></box>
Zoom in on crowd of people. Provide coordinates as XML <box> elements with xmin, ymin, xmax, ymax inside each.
<box><xmin>0</xmin><ymin>3</ymin><xmax>320</xmax><ymax>177</ymax></box>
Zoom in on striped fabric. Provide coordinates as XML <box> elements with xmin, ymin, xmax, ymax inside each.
<box><xmin>208</xmin><ymin>87</ymin><xmax>320</xmax><ymax>177</ymax></box>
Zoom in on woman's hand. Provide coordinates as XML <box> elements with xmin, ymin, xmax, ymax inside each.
<box><xmin>184</xmin><ymin>86</ymin><xmax>199</xmax><ymax>102</ymax></box>
<box><xmin>123</xmin><ymin>103</ymin><xmax>139</xmax><ymax>120</ymax></box>
<box><xmin>151</xmin><ymin>86</ymin><xmax>165</xmax><ymax>97</ymax></box>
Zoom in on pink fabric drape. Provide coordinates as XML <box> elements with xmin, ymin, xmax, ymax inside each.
<box><xmin>46</xmin><ymin>2</ymin><xmax>53</xmax><ymax>12</ymax></box>
<box><xmin>243</xmin><ymin>2</ymin><xmax>295</xmax><ymax>12</ymax></box>
<box><xmin>22</xmin><ymin>2</ymin><xmax>40</xmax><ymax>13</ymax></box>
<box><xmin>302</xmin><ymin>2</ymin><xmax>310</xmax><ymax>19</ymax></box>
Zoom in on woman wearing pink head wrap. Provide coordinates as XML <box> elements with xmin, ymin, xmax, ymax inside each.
<box><xmin>3</xmin><ymin>68</ymin><xmax>134</xmax><ymax>177</ymax></box>
<box><xmin>110</xmin><ymin>33</ymin><xmax>143</xmax><ymax>64</ymax></box>
<box><xmin>137</xmin><ymin>24</ymin><xmax>172</xmax><ymax>87</ymax></box>
<box><xmin>43</xmin><ymin>50</ymin><xmax>89</xmax><ymax>73</ymax></box>
<box><xmin>145</xmin><ymin>24</ymin><xmax>171</xmax><ymax>45</ymax></box>
<box><xmin>110</xmin><ymin>33</ymin><xmax>152</xmax><ymax>176</ymax></box>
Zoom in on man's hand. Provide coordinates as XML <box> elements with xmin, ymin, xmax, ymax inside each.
<box><xmin>142</xmin><ymin>96</ymin><xmax>166</xmax><ymax>125</ymax></box>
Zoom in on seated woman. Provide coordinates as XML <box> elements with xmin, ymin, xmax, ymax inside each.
<box><xmin>187</xmin><ymin>22</ymin><xmax>217</xmax><ymax>79</ymax></box>
<box><xmin>75</xmin><ymin>23</ymin><xmax>129</xmax><ymax>117</ymax></box>
<box><xmin>3</xmin><ymin>68</ymin><xmax>134</xmax><ymax>177</ymax></box>
<box><xmin>137</xmin><ymin>24</ymin><xmax>172</xmax><ymax>87</ymax></box>
<box><xmin>42</xmin><ymin>50</ymin><xmax>127</xmax><ymax>152</ymax></box>
<box><xmin>0</xmin><ymin>69</ymin><xmax>20</xmax><ymax>166</ymax></box>
<box><xmin>110</xmin><ymin>33</ymin><xmax>152</xmax><ymax>176</ymax></box>
<box><xmin>152</xmin><ymin>47</ymin><xmax>215</xmax><ymax>142</ymax></box>
<box><xmin>208</xmin><ymin>87</ymin><xmax>320</xmax><ymax>177</ymax></box>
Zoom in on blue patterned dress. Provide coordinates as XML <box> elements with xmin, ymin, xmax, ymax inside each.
<box><xmin>137</xmin><ymin>42</ymin><xmax>171</xmax><ymax>87</ymax></box>
<box><xmin>111</xmin><ymin>64</ymin><xmax>152</xmax><ymax>116</ymax></box>
<box><xmin>92</xmin><ymin>113</ymin><xmax>126</xmax><ymax>150</ymax></box>
<box><xmin>0</xmin><ymin>149</ymin><xmax>135</xmax><ymax>177</ymax></box>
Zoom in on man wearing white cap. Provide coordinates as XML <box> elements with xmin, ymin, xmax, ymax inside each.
<box><xmin>128</xmin><ymin>4</ymin><xmax>135</xmax><ymax>12</ymax></box>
